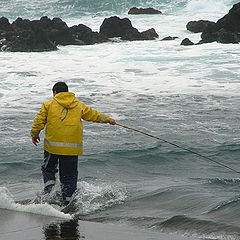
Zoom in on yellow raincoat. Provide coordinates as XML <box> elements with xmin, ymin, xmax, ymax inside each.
<box><xmin>31</xmin><ymin>92</ymin><xmax>110</xmax><ymax>155</ymax></box>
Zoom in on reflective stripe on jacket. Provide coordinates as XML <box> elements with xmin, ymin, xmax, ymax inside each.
<box><xmin>31</xmin><ymin>92</ymin><xmax>110</xmax><ymax>155</ymax></box>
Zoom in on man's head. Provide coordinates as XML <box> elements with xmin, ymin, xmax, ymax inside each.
<box><xmin>52</xmin><ymin>82</ymin><xmax>68</xmax><ymax>94</ymax></box>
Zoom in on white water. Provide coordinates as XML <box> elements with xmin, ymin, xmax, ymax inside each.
<box><xmin>0</xmin><ymin>187</ymin><xmax>71</xmax><ymax>219</ymax></box>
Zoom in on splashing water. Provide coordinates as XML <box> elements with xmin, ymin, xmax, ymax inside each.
<box><xmin>0</xmin><ymin>187</ymin><xmax>71</xmax><ymax>219</ymax></box>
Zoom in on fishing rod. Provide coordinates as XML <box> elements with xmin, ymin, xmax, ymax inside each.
<box><xmin>115</xmin><ymin>123</ymin><xmax>240</xmax><ymax>175</ymax></box>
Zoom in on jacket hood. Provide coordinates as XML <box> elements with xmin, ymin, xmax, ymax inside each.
<box><xmin>53</xmin><ymin>92</ymin><xmax>79</xmax><ymax>109</ymax></box>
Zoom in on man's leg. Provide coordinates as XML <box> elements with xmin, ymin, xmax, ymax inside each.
<box><xmin>41</xmin><ymin>151</ymin><xmax>58</xmax><ymax>194</ymax></box>
<box><xmin>59</xmin><ymin>155</ymin><xmax>78</xmax><ymax>204</ymax></box>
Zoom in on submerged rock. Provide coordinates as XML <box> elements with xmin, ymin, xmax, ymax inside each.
<box><xmin>161</xmin><ymin>36</ymin><xmax>178</xmax><ymax>41</ymax></box>
<box><xmin>99</xmin><ymin>16</ymin><xmax>158</xmax><ymax>41</ymax></box>
<box><xmin>128</xmin><ymin>7</ymin><xmax>162</xmax><ymax>15</ymax></box>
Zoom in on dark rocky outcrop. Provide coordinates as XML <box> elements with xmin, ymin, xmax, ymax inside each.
<box><xmin>139</xmin><ymin>28</ymin><xmax>159</xmax><ymax>40</ymax></box>
<box><xmin>186</xmin><ymin>20</ymin><xmax>214</xmax><ymax>33</ymax></box>
<box><xmin>0</xmin><ymin>17</ymin><xmax>13</xmax><ymax>33</ymax></box>
<box><xmin>128</xmin><ymin>7</ymin><xmax>162</xmax><ymax>15</ymax></box>
<box><xmin>0</xmin><ymin>16</ymin><xmax>75</xmax><ymax>51</ymax></box>
<box><xmin>2</xmin><ymin>28</ymin><xmax>57</xmax><ymax>52</ymax></box>
<box><xmin>99</xmin><ymin>16</ymin><xmax>158</xmax><ymax>41</ymax></box>
<box><xmin>183</xmin><ymin>3</ymin><xmax>240</xmax><ymax>45</ymax></box>
<box><xmin>200</xmin><ymin>23</ymin><xmax>240</xmax><ymax>44</ymax></box>
<box><xmin>0</xmin><ymin>15</ymin><xmax>158</xmax><ymax>52</ymax></box>
<box><xmin>181</xmin><ymin>38</ymin><xmax>194</xmax><ymax>46</ymax></box>
<box><xmin>40</xmin><ymin>17</ymin><xmax>75</xmax><ymax>46</ymax></box>
<box><xmin>0</xmin><ymin>17</ymin><xmax>13</xmax><ymax>45</ymax></box>
<box><xmin>99</xmin><ymin>16</ymin><xmax>138</xmax><ymax>38</ymax></box>
<box><xmin>70</xmin><ymin>24</ymin><xmax>109</xmax><ymax>45</ymax></box>
<box><xmin>217</xmin><ymin>3</ymin><xmax>240</xmax><ymax>32</ymax></box>
<box><xmin>199</xmin><ymin>22</ymin><xmax>218</xmax><ymax>43</ymax></box>
<box><xmin>199</xmin><ymin>2</ymin><xmax>240</xmax><ymax>44</ymax></box>
<box><xmin>0</xmin><ymin>16</ymin><xmax>110</xmax><ymax>52</ymax></box>
<box><xmin>1</xmin><ymin>17</ymin><xmax>58</xmax><ymax>52</ymax></box>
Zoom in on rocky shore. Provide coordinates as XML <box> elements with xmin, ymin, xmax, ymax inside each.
<box><xmin>0</xmin><ymin>15</ymin><xmax>158</xmax><ymax>52</ymax></box>
<box><xmin>183</xmin><ymin>2</ymin><xmax>240</xmax><ymax>45</ymax></box>
<box><xmin>0</xmin><ymin>3</ymin><xmax>239</xmax><ymax>51</ymax></box>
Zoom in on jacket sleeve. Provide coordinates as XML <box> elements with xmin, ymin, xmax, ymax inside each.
<box><xmin>30</xmin><ymin>102</ymin><xmax>48</xmax><ymax>137</ymax></box>
<box><xmin>81</xmin><ymin>104</ymin><xmax>110</xmax><ymax>123</ymax></box>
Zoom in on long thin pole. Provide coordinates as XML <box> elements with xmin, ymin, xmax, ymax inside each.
<box><xmin>116</xmin><ymin>123</ymin><xmax>240</xmax><ymax>174</ymax></box>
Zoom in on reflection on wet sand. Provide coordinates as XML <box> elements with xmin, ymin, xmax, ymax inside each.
<box><xmin>43</xmin><ymin>220</ymin><xmax>85</xmax><ymax>240</ymax></box>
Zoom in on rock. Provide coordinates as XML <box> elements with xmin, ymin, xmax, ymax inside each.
<box><xmin>34</xmin><ymin>17</ymin><xmax>75</xmax><ymax>46</ymax></box>
<box><xmin>161</xmin><ymin>36</ymin><xmax>178</xmax><ymax>41</ymax></box>
<box><xmin>10</xmin><ymin>16</ymin><xmax>74</xmax><ymax>46</ymax></box>
<box><xmin>200</xmin><ymin>23</ymin><xmax>239</xmax><ymax>44</ymax></box>
<box><xmin>0</xmin><ymin>17</ymin><xmax>13</xmax><ymax>33</ymax></box>
<box><xmin>0</xmin><ymin>16</ymin><xmax>65</xmax><ymax>51</ymax></box>
<box><xmin>216</xmin><ymin>28</ymin><xmax>239</xmax><ymax>44</ymax></box>
<box><xmin>47</xmin><ymin>17</ymin><xmax>75</xmax><ymax>45</ymax></box>
<box><xmin>70</xmin><ymin>24</ymin><xmax>109</xmax><ymax>45</ymax></box>
<box><xmin>2</xmin><ymin>29</ymin><xmax>57</xmax><ymax>52</ymax></box>
<box><xmin>12</xmin><ymin>17</ymin><xmax>32</xmax><ymax>31</ymax></box>
<box><xmin>0</xmin><ymin>15</ymin><xmax>159</xmax><ymax>52</ymax></box>
<box><xmin>199</xmin><ymin>22</ymin><xmax>218</xmax><ymax>43</ymax></box>
<box><xmin>186</xmin><ymin>20</ymin><xmax>214</xmax><ymax>33</ymax></box>
<box><xmin>181</xmin><ymin>38</ymin><xmax>194</xmax><ymax>46</ymax></box>
<box><xmin>0</xmin><ymin>17</ymin><xmax>12</xmax><ymax>43</ymax></box>
<box><xmin>128</xmin><ymin>7</ymin><xmax>162</xmax><ymax>15</ymax></box>
<box><xmin>199</xmin><ymin>2</ymin><xmax>240</xmax><ymax>44</ymax></box>
<box><xmin>216</xmin><ymin>2</ymin><xmax>240</xmax><ymax>32</ymax></box>
<box><xmin>99</xmin><ymin>16</ymin><xmax>158</xmax><ymax>41</ymax></box>
<box><xmin>139</xmin><ymin>28</ymin><xmax>158</xmax><ymax>40</ymax></box>
<box><xmin>0</xmin><ymin>16</ymin><xmax>80</xmax><ymax>51</ymax></box>
<box><xmin>99</xmin><ymin>16</ymin><xmax>138</xmax><ymax>38</ymax></box>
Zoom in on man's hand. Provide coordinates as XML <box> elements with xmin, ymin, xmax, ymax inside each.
<box><xmin>108</xmin><ymin>118</ymin><xmax>116</xmax><ymax>125</ymax></box>
<box><xmin>32</xmin><ymin>136</ymin><xmax>40</xmax><ymax>146</ymax></box>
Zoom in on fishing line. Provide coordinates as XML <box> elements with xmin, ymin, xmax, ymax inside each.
<box><xmin>115</xmin><ymin>123</ymin><xmax>240</xmax><ymax>174</ymax></box>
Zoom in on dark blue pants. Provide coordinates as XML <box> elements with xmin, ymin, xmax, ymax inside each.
<box><xmin>41</xmin><ymin>150</ymin><xmax>78</xmax><ymax>201</ymax></box>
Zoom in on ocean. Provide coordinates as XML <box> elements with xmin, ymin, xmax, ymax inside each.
<box><xmin>0</xmin><ymin>0</ymin><xmax>240</xmax><ymax>239</ymax></box>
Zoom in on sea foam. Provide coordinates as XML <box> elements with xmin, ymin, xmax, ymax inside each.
<box><xmin>0</xmin><ymin>187</ymin><xmax>71</xmax><ymax>219</ymax></box>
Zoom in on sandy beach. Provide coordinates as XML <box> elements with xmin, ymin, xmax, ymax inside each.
<box><xmin>0</xmin><ymin>208</ymin><xmax>199</xmax><ymax>240</ymax></box>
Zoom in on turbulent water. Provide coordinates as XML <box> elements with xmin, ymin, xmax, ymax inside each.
<box><xmin>1</xmin><ymin>0</ymin><xmax>240</xmax><ymax>239</ymax></box>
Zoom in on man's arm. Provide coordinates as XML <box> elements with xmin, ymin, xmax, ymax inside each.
<box><xmin>30</xmin><ymin>103</ymin><xmax>48</xmax><ymax>146</ymax></box>
<box><xmin>81</xmin><ymin>104</ymin><xmax>115</xmax><ymax>125</ymax></box>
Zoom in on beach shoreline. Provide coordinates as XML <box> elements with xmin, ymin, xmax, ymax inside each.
<box><xmin>0</xmin><ymin>208</ymin><xmax>198</xmax><ymax>240</ymax></box>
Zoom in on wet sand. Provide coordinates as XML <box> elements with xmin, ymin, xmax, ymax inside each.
<box><xmin>0</xmin><ymin>208</ymin><xmax>199</xmax><ymax>240</ymax></box>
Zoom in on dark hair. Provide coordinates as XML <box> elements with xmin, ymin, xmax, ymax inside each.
<box><xmin>52</xmin><ymin>82</ymin><xmax>68</xmax><ymax>93</ymax></box>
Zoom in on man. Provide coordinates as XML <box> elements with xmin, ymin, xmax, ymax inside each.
<box><xmin>31</xmin><ymin>82</ymin><xmax>116</xmax><ymax>205</ymax></box>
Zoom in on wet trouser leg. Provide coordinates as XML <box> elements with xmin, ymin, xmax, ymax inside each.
<box><xmin>41</xmin><ymin>151</ymin><xmax>78</xmax><ymax>201</ymax></box>
<box><xmin>41</xmin><ymin>151</ymin><xmax>59</xmax><ymax>193</ymax></box>
<box><xmin>59</xmin><ymin>155</ymin><xmax>78</xmax><ymax>202</ymax></box>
